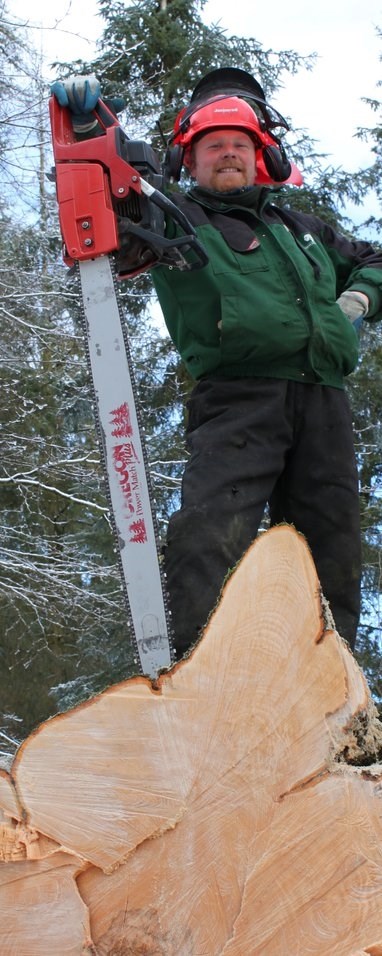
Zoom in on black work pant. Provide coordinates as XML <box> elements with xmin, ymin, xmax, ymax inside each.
<box><xmin>164</xmin><ymin>378</ymin><xmax>361</xmax><ymax>658</ymax></box>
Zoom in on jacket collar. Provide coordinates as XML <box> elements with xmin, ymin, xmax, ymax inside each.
<box><xmin>188</xmin><ymin>184</ymin><xmax>277</xmax><ymax>214</ymax></box>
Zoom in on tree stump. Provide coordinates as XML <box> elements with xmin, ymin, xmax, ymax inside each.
<box><xmin>1</xmin><ymin>526</ymin><xmax>382</xmax><ymax>955</ymax></box>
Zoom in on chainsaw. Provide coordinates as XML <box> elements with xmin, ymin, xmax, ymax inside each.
<box><xmin>49</xmin><ymin>95</ymin><xmax>208</xmax><ymax>678</ymax></box>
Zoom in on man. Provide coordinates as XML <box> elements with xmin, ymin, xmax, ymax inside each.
<box><xmin>52</xmin><ymin>71</ymin><xmax>382</xmax><ymax>657</ymax></box>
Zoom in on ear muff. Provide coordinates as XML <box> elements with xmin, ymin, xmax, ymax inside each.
<box><xmin>262</xmin><ymin>142</ymin><xmax>292</xmax><ymax>183</ymax></box>
<box><xmin>163</xmin><ymin>144</ymin><xmax>184</xmax><ymax>183</ymax></box>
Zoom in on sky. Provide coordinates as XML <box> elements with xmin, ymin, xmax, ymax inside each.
<box><xmin>8</xmin><ymin>0</ymin><xmax>382</xmax><ymax>219</ymax></box>
<box><xmin>207</xmin><ymin>0</ymin><xmax>382</xmax><ymax>169</ymax></box>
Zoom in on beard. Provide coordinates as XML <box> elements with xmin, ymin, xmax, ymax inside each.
<box><xmin>210</xmin><ymin>168</ymin><xmax>249</xmax><ymax>192</ymax></box>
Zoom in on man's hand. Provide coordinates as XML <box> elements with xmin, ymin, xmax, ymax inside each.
<box><xmin>336</xmin><ymin>290</ymin><xmax>369</xmax><ymax>331</ymax></box>
<box><xmin>50</xmin><ymin>75</ymin><xmax>101</xmax><ymax>134</ymax></box>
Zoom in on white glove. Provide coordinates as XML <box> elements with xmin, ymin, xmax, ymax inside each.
<box><xmin>336</xmin><ymin>290</ymin><xmax>369</xmax><ymax>325</ymax></box>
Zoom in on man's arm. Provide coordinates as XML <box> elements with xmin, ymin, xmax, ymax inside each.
<box><xmin>280</xmin><ymin>206</ymin><xmax>382</xmax><ymax>329</ymax></box>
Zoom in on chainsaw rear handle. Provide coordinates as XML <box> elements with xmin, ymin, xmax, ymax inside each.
<box><xmin>139</xmin><ymin>178</ymin><xmax>209</xmax><ymax>268</ymax></box>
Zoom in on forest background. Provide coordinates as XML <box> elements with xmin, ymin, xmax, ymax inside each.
<box><xmin>0</xmin><ymin>0</ymin><xmax>381</xmax><ymax>763</ymax></box>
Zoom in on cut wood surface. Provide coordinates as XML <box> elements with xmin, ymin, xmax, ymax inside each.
<box><xmin>1</xmin><ymin>525</ymin><xmax>382</xmax><ymax>955</ymax></box>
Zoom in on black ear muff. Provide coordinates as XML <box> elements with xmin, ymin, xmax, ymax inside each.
<box><xmin>262</xmin><ymin>143</ymin><xmax>292</xmax><ymax>183</ymax></box>
<box><xmin>163</xmin><ymin>144</ymin><xmax>184</xmax><ymax>183</ymax></box>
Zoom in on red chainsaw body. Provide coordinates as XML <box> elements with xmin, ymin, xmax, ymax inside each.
<box><xmin>49</xmin><ymin>95</ymin><xmax>209</xmax><ymax>277</ymax></box>
<box><xmin>49</xmin><ymin>97</ymin><xmax>142</xmax><ymax>264</ymax></box>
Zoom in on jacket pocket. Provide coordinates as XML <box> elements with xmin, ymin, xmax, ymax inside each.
<box><xmin>219</xmin><ymin>296</ymin><xmax>257</xmax><ymax>361</ymax></box>
<box><xmin>313</xmin><ymin>304</ymin><xmax>359</xmax><ymax>376</ymax></box>
<box><xmin>211</xmin><ymin>244</ymin><xmax>270</xmax><ymax>276</ymax></box>
<box><xmin>199</xmin><ymin>223</ymin><xmax>270</xmax><ymax>276</ymax></box>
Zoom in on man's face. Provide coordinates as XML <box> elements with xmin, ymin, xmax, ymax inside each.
<box><xmin>188</xmin><ymin>129</ymin><xmax>257</xmax><ymax>192</ymax></box>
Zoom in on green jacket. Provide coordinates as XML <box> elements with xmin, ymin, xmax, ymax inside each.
<box><xmin>152</xmin><ymin>186</ymin><xmax>382</xmax><ymax>388</ymax></box>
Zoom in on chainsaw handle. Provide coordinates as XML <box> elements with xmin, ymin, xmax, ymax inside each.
<box><xmin>140</xmin><ymin>179</ymin><xmax>209</xmax><ymax>269</ymax></box>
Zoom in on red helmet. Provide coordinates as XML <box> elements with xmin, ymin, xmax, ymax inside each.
<box><xmin>173</xmin><ymin>96</ymin><xmax>263</xmax><ymax>151</ymax></box>
<box><xmin>171</xmin><ymin>94</ymin><xmax>303</xmax><ymax>187</ymax></box>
